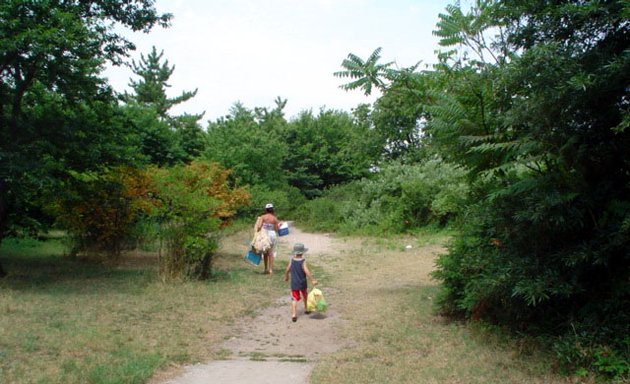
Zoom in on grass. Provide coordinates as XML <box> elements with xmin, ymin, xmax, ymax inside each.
<box><xmin>308</xmin><ymin>236</ymin><xmax>581</xmax><ymax>384</ymax></box>
<box><xmin>0</xmin><ymin>229</ymin><xmax>591</xmax><ymax>384</ymax></box>
<box><xmin>0</xmin><ymin>232</ymin><xmax>286</xmax><ymax>384</ymax></box>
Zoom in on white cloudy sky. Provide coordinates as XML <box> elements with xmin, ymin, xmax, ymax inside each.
<box><xmin>103</xmin><ymin>0</ymin><xmax>451</xmax><ymax>122</ymax></box>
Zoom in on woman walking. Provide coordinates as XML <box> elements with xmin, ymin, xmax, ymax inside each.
<box><xmin>255</xmin><ymin>203</ymin><xmax>281</xmax><ymax>274</ymax></box>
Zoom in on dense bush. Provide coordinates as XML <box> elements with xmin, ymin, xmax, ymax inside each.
<box><xmin>434</xmin><ymin>180</ymin><xmax>630</xmax><ymax>378</ymax></box>
<box><xmin>50</xmin><ymin>167</ymin><xmax>155</xmax><ymax>259</ymax></box>
<box><xmin>294</xmin><ymin>183</ymin><xmax>355</xmax><ymax>233</ymax></box>
<box><xmin>151</xmin><ymin>161</ymin><xmax>249</xmax><ymax>279</ymax></box>
<box><xmin>427</xmin><ymin>1</ymin><xmax>630</xmax><ymax>378</ymax></box>
<box><xmin>297</xmin><ymin>158</ymin><xmax>468</xmax><ymax>234</ymax></box>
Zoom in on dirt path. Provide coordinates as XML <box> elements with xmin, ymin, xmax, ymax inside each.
<box><xmin>149</xmin><ymin>222</ymin><xmax>571</xmax><ymax>384</ymax></box>
<box><xmin>161</xmin><ymin>226</ymin><xmax>355</xmax><ymax>384</ymax></box>
<box><xmin>155</xmin><ymin>225</ymin><xmax>563</xmax><ymax>384</ymax></box>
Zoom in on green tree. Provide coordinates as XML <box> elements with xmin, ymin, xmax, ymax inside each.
<box><xmin>172</xmin><ymin>113</ymin><xmax>207</xmax><ymax>160</ymax></box>
<box><xmin>428</xmin><ymin>0</ymin><xmax>630</xmax><ymax>377</ymax></box>
<box><xmin>370</xmin><ymin>68</ymin><xmax>436</xmax><ymax>161</ymax></box>
<box><xmin>283</xmin><ymin>108</ymin><xmax>379</xmax><ymax>198</ymax></box>
<box><xmin>334</xmin><ymin>48</ymin><xmax>431</xmax><ymax>162</ymax></box>
<box><xmin>122</xmin><ymin>102</ymin><xmax>184</xmax><ymax>166</ymax></box>
<box><xmin>204</xmin><ymin>102</ymin><xmax>288</xmax><ymax>189</ymax></box>
<box><xmin>0</xmin><ymin>0</ymin><xmax>171</xmax><ymax>274</ymax></box>
<box><xmin>333</xmin><ymin>47</ymin><xmax>395</xmax><ymax>96</ymax></box>
<box><xmin>0</xmin><ymin>1</ymin><xmax>170</xmax><ymax>135</ymax></box>
<box><xmin>127</xmin><ymin>46</ymin><xmax>198</xmax><ymax>119</ymax></box>
<box><xmin>124</xmin><ymin>46</ymin><xmax>205</xmax><ymax>164</ymax></box>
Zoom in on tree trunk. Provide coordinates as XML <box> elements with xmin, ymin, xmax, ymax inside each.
<box><xmin>0</xmin><ymin>179</ymin><xmax>7</xmax><ymax>278</ymax></box>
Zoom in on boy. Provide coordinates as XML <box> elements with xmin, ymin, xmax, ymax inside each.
<box><xmin>284</xmin><ymin>243</ymin><xmax>317</xmax><ymax>322</ymax></box>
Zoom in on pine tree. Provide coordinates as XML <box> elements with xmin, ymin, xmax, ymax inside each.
<box><xmin>127</xmin><ymin>46</ymin><xmax>199</xmax><ymax>119</ymax></box>
<box><xmin>124</xmin><ymin>46</ymin><xmax>206</xmax><ymax>164</ymax></box>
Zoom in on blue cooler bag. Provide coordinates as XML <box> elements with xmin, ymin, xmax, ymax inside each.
<box><xmin>278</xmin><ymin>222</ymin><xmax>289</xmax><ymax>236</ymax></box>
<box><xmin>245</xmin><ymin>249</ymin><xmax>261</xmax><ymax>266</ymax></box>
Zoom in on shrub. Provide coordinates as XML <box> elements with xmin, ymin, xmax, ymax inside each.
<box><xmin>297</xmin><ymin>158</ymin><xmax>468</xmax><ymax>234</ymax></box>
<box><xmin>433</xmin><ymin>178</ymin><xmax>630</xmax><ymax>379</ymax></box>
<box><xmin>150</xmin><ymin>161</ymin><xmax>249</xmax><ymax>280</ymax></box>
<box><xmin>50</xmin><ymin>166</ymin><xmax>155</xmax><ymax>259</ymax></box>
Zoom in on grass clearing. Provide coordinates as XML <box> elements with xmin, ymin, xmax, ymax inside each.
<box><xmin>0</xmin><ymin>232</ymin><xmax>286</xmax><ymax>384</ymax></box>
<box><xmin>1</xmin><ymin>229</ymin><xmax>586</xmax><ymax>383</ymax></box>
<box><xmin>309</xmin><ymin>237</ymin><xmax>575</xmax><ymax>384</ymax></box>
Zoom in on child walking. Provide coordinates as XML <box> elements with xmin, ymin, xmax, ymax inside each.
<box><xmin>284</xmin><ymin>243</ymin><xmax>317</xmax><ymax>322</ymax></box>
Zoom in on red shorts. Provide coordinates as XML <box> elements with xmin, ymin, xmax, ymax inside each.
<box><xmin>291</xmin><ymin>289</ymin><xmax>308</xmax><ymax>302</ymax></box>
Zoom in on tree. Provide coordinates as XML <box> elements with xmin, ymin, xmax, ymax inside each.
<box><xmin>0</xmin><ymin>1</ymin><xmax>171</xmax><ymax>135</ymax></box>
<box><xmin>333</xmin><ymin>47</ymin><xmax>395</xmax><ymax>96</ymax></box>
<box><xmin>428</xmin><ymin>0</ymin><xmax>630</xmax><ymax>377</ymax></box>
<box><xmin>172</xmin><ymin>113</ymin><xmax>207</xmax><ymax>161</ymax></box>
<box><xmin>49</xmin><ymin>166</ymin><xmax>156</xmax><ymax>259</ymax></box>
<box><xmin>127</xmin><ymin>46</ymin><xmax>198</xmax><ymax>119</ymax></box>
<box><xmin>0</xmin><ymin>0</ymin><xmax>171</xmax><ymax>274</ymax></box>
<box><xmin>151</xmin><ymin>161</ymin><xmax>249</xmax><ymax>280</ymax></box>
<box><xmin>122</xmin><ymin>102</ymin><xmax>184</xmax><ymax>166</ymax></box>
<box><xmin>204</xmin><ymin>102</ymin><xmax>288</xmax><ymax>190</ymax></box>
<box><xmin>124</xmin><ymin>46</ymin><xmax>205</xmax><ymax>164</ymax></box>
<box><xmin>283</xmin><ymin>109</ymin><xmax>379</xmax><ymax>198</ymax></box>
<box><xmin>370</xmin><ymin>69</ymin><xmax>436</xmax><ymax>161</ymax></box>
<box><xmin>334</xmin><ymin>48</ymin><xmax>431</xmax><ymax>162</ymax></box>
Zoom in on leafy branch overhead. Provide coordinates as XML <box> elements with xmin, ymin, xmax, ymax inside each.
<box><xmin>333</xmin><ymin>47</ymin><xmax>397</xmax><ymax>95</ymax></box>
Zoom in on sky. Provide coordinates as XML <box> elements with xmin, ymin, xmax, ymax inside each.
<box><xmin>103</xmin><ymin>0</ymin><xmax>450</xmax><ymax>122</ymax></box>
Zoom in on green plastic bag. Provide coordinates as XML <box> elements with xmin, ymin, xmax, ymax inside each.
<box><xmin>307</xmin><ymin>288</ymin><xmax>327</xmax><ymax>312</ymax></box>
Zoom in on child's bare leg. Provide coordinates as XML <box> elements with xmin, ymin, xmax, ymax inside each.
<box><xmin>263</xmin><ymin>254</ymin><xmax>269</xmax><ymax>273</ymax></box>
<box><xmin>303</xmin><ymin>293</ymin><xmax>310</xmax><ymax>314</ymax></box>
<box><xmin>291</xmin><ymin>300</ymin><xmax>298</xmax><ymax>321</ymax></box>
<box><xmin>268</xmin><ymin>251</ymin><xmax>274</xmax><ymax>274</ymax></box>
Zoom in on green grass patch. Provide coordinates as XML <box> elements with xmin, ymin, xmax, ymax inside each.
<box><xmin>0</xmin><ymin>233</ymin><xmax>287</xmax><ymax>384</ymax></box>
<box><xmin>309</xmin><ymin>244</ymin><xmax>570</xmax><ymax>384</ymax></box>
<box><xmin>59</xmin><ymin>349</ymin><xmax>163</xmax><ymax>384</ymax></box>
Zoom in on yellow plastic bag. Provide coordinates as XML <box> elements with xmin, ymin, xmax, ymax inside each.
<box><xmin>307</xmin><ymin>288</ymin><xmax>327</xmax><ymax>312</ymax></box>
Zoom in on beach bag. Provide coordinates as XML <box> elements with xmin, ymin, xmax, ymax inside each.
<box><xmin>251</xmin><ymin>228</ymin><xmax>271</xmax><ymax>254</ymax></box>
<box><xmin>307</xmin><ymin>288</ymin><xmax>327</xmax><ymax>312</ymax></box>
<box><xmin>244</xmin><ymin>249</ymin><xmax>261</xmax><ymax>266</ymax></box>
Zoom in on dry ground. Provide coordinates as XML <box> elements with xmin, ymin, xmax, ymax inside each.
<box><xmin>156</xmin><ymin>226</ymin><xmax>355</xmax><ymax>384</ymax></box>
<box><xmin>153</xmin><ymin>224</ymin><xmax>573</xmax><ymax>384</ymax></box>
<box><xmin>0</xmin><ymin>224</ymin><xmax>587</xmax><ymax>383</ymax></box>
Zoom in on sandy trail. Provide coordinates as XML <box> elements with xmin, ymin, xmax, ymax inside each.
<box><xmin>162</xmin><ymin>225</ymin><xmax>352</xmax><ymax>384</ymax></box>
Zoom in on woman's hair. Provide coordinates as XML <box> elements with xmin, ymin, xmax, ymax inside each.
<box><xmin>265</xmin><ymin>207</ymin><xmax>274</xmax><ymax>214</ymax></box>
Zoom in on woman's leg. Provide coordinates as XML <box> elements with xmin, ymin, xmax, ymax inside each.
<box><xmin>267</xmin><ymin>230</ymin><xmax>277</xmax><ymax>274</ymax></box>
